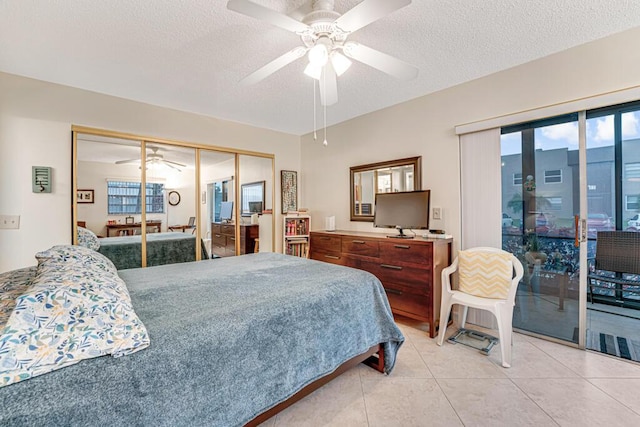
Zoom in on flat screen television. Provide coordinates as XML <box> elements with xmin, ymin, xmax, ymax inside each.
<box><xmin>220</xmin><ymin>201</ymin><xmax>233</xmax><ymax>222</ymax></box>
<box><xmin>373</xmin><ymin>190</ymin><xmax>430</xmax><ymax>239</ymax></box>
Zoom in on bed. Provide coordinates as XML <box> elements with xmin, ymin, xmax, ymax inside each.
<box><xmin>97</xmin><ymin>232</ymin><xmax>208</xmax><ymax>269</ymax></box>
<box><xmin>0</xmin><ymin>249</ymin><xmax>404</xmax><ymax>426</ymax></box>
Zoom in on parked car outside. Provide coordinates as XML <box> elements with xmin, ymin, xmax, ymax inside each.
<box><xmin>502</xmin><ymin>213</ymin><xmax>513</xmax><ymax>228</ymax></box>
<box><xmin>587</xmin><ymin>213</ymin><xmax>614</xmax><ymax>237</ymax></box>
<box><xmin>627</xmin><ymin>214</ymin><xmax>640</xmax><ymax>230</ymax></box>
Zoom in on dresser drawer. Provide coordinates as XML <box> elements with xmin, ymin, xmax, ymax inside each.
<box><xmin>342</xmin><ymin>237</ymin><xmax>379</xmax><ymax>257</ymax></box>
<box><xmin>310</xmin><ymin>251</ymin><xmax>351</xmax><ymax>266</ymax></box>
<box><xmin>221</xmin><ymin>224</ymin><xmax>235</xmax><ymax>236</ymax></box>
<box><xmin>379</xmin><ymin>241</ymin><xmax>431</xmax><ymax>265</ymax></box>
<box><xmin>212</xmin><ymin>224</ymin><xmax>222</xmax><ymax>234</ymax></box>
<box><xmin>384</xmin><ymin>288</ymin><xmax>431</xmax><ymax>320</ymax></box>
<box><xmin>360</xmin><ymin>260</ymin><xmax>431</xmax><ymax>292</ymax></box>
<box><xmin>212</xmin><ymin>233</ymin><xmax>226</xmax><ymax>246</ymax></box>
<box><xmin>310</xmin><ymin>234</ymin><xmax>342</xmax><ymax>252</ymax></box>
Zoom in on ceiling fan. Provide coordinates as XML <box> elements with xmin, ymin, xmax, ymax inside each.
<box><xmin>227</xmin><ymin>0</ymin><xmax>418</xmax><ymax>106</ymax></box>
<box><xmin>115</xmin><ymin>147</ymin><xmax>186</xmax><ymax>171</ymax></box>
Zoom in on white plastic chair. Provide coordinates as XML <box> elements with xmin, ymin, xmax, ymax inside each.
<box><xmin>437</xmin><ymin>247</ymin><xmax>524</xmax><ymax>368</ymax></box>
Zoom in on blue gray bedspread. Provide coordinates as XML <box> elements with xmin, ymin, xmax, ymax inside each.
<box><xmin>98</xmin><ymin>232</ymin><xmax>207</xmax><ymax>269</ymax></box>
<box><xmin>0</xmin><ymin>252</ymin><xmax>404</xmax><ymax>426</ymax></box>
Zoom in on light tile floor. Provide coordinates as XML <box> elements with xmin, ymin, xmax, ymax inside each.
<box><xmin>261</xmin><ymin>317</ymin><xmax>640</xmax><ymax>427</ymax></box>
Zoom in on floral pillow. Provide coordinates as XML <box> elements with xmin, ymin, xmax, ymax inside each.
<box><xmin>36</xmin><ymin>244</ymin><xmax>117</xmax><ymax>275</ymax></box>
<box><xmin>0</xmin><ymin>249</ymin><xmax>149</xmax><ymax>387</ymax></box>
<box><xmin>77</xmin><ymin>226</ymin><xmax>100</xmax><ymax>251</ymax></box>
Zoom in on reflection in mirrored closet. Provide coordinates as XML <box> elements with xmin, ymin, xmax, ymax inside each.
<box><xmin>73</xmin><ymin>127</ymin><xmax>275</xmax><ymax>269</ymax></box>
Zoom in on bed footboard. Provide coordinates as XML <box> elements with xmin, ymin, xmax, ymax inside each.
<box><xmin>245</xmin><ymin>343</ymin><xmax>384</xmax><ymax>426</ymax></box>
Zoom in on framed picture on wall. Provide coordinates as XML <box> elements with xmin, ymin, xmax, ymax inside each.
<box><xmin>77</xmin><ymin>189</ymin><xmax>94</xmax><ymax>204</ymax></box>
<box><xmin>281</xmin><ymin>170</ymin><xmax>297</xmax><ymax>213</ymax></box>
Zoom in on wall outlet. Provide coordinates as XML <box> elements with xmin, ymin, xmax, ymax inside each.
<box><xmin>432</xmin><ymin>207</ymin><xmax>442</xmax><ymax>220</ymax></box>
<box><xmin>0</xmin><ymin>215</ymin><xmax>20</xmax><ymax>229</ymax></box>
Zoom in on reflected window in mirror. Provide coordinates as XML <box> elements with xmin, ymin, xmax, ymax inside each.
<box><xmin>350</xmin><ymin>157</ymin><xmax>421</xmax><ymax>222</ymax></box>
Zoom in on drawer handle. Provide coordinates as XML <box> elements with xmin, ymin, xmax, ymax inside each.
<box><xmin>352</xmin><ymin>240</ymin><xmax>366</xmax><ymax>244</ymax></box>
<box><xmin>321</xmin><ymin>237</ymin><xmax>331</xmax><ymax>240</ymax></box>
<box><xmin>381</xmin><ymin>264</ymin><xmax>403</xmax><ymax>270</ymax></box>
<box><xmin>230</xmin><ymin>237</ymin><xmax>235</xmax><ymax>241</ymax></box>
<box><xmin>394</xmin><ymin>244</ymin><xmax>410</xmax><ymax>249</ymax></box>
<box><xmin>384</xmin><ymin>288</ymin><xmax>403</xmax><ymax>295</ymax></box>
<box><xmin>215</xmin><ymin>234</ymin><xmax>221</xmax><ymax>238</ymax></box>
<box><xmin>324</xmin><ymin>255</ymin><xmax>340</xmax><ymax>260</ymax></box>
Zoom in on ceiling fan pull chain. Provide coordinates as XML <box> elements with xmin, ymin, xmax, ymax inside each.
<box><xmin>323</xmin><ymin>71</ymin><xmax>328</xmax><ymax>147</ymax></box>
<box><xmin>313</xmin><ymin>80</ymin><xmax>317</xmax><ymax>141</ymax></box>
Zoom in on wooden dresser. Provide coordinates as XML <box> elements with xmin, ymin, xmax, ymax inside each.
<box><xmin>211</xmin><ymin>223</ymin><xmax>259</xmax><ymax>258</ymax></box>
<box><xmin>310</xmin><ymin>230</ymin><xmax>452</xmax><ymax>337</ymax></box>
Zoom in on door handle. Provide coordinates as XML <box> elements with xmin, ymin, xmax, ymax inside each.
<box><xmin>574</xmin><ymin>215</ymin><xmax>579</xmax><ymax>247</ymax></box>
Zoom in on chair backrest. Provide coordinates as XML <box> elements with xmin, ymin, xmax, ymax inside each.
<box><xmin>188</xmin><ymin>216</ymin><xmax>196</xmax><ymax>227</ymax></box>
<box><xmin>595</xmin><ymin>231</ymin><xmax>640</xmax><ymax>275</ymax></box>
<box><xmin>456</xmin><ymin>247</ymin><xmax>524</xmax><ymax>302</ymax></box>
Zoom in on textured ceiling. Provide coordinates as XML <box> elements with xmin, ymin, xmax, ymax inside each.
<box><xmin>2</xmin><ymin>0</ymin><xmax>640</xmax><ymax>135</ymax></box>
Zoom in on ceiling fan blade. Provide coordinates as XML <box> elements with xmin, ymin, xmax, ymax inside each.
<box><xmin>115</xmin><ymin>159</ymin><xmax>139</xmax><ymax>165</ymax></box>
<box><xmin>161</xmin><ymin>162</ymin><xmax>182</xmax><ymax>172</ymax></box>
<box><xmin>334</xmin><ymin>0</ymin><xmax>411</xmax><ymax>33</ymax></box>
<box><xmin>227</xmin><ymin>0</ymin><xmax>310</xmax><ymax>33</ymax></box>
<box><xmin>343</xmin><ymin>42</ymin><xmax>418</xmax><ymax>80</ymax></box>
<box><xmin>319</xmin><ymin>63</ymin><xmax>338</xmax><ymax>106</ymax></box>
<box><xmin>240</xmin><ymin>46</ymin><xmax>307</xmax><ymax>86</ymax></box>
<box><xmin>161</xmin><ymin>159</ymin><xmax>187</xmax><ymax>167</ymax></box>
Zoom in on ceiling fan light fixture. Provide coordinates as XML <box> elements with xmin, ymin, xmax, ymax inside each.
<box><xmin>330</xmin><ymin>51</ymin><xmax>352</xmax><ymax>76</ymax></box>
<box><xmin>308</xmin><ymin>43</ymin><xmax>328</xmax><ymax>67</ymax></box>
<box><xmin>304</xmin><ymin>62</ymin><xmax>323</xmax><ymax>80</ymax></box>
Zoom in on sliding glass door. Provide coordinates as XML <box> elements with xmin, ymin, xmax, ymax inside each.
<box><xmin>501</xmin><ymin>100</ymin><xmax>640</xmax><ymax>355</ymax></box>
<box><xmin>585</xmin><ymin>102</ymin><xmax>640</xmax><ymax>357</ymax></box>
<box><xmin>501</xmin><ymin>115</ymin><xmax>583</xmax><ymax>343</ymax></box>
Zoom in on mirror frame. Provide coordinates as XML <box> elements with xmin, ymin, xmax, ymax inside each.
<box><xmin>350</xmin><ymin>156</ymin><xmax>422</xmax><ymax>222</ymax></box>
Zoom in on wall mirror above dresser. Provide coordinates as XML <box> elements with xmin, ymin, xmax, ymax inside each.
<box><xmin>350</xmin><ymin>156</ymin><xmax>422</xmax><ymax>222</ymax></box>
<box><xmin>73</xmin><ymin>126</ymin><xmax>275</xmax><ymax>269</ymax></box>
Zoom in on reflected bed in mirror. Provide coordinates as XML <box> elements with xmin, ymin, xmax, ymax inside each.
<box><xmin>350</xmin><ymin>156</ymin><xmax>421</xmax><ymax>222</ymax></box>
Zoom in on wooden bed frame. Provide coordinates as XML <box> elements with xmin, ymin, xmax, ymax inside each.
<box><xmin>246</xmin><ymin>344</ymin><xmax>385</xmax><ymax>426</ymax></box>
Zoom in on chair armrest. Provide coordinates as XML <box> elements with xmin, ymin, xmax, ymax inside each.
<box><xmin>441</xmin><ymin>257</ymin><xmax>459</xmax><ymax>292</ymax></box>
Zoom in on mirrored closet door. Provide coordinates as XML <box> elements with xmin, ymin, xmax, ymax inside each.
<box><xmin>239</xmin><ymin>154</ymin><xmax>275</xmax><ymax>255</ymax></box>
<box><xmin>73</xmin><ymin>127</ymin><xmax>275</xmax><ymax>269</ymax></box>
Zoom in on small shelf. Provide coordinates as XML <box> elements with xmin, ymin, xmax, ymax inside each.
<box><xmin>283</xmin><ymin>214</ymin><xmax>310</xmax><ymax>258</ymax></box>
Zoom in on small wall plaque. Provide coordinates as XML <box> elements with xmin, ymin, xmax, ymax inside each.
<box><xmin>32</xmin><ymin>166</ymin><xmax>52</xmax><ymax>193</ymax></box>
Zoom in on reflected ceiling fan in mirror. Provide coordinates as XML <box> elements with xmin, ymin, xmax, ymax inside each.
<box><xmin>115</xmin><ymin>147</ymin><xmax>185</xmax><ymax>172</ymax></box>
<box><xmin>227</xmin><ymin>0</ymin><xmax>418</xmax><ymax>106</ymax></box>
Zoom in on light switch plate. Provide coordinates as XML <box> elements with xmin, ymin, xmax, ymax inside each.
<box><xmin>432</xmin><ymin>207</ymin><xmax>442</xmax><ymax>220</ymax></box>
<box><xmin>0</xmin><ymin>215</ymin><xmax>20</xmax><ymax>229</ymax></box>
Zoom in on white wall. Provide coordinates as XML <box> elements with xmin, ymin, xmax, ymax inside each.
<box><xmin>0</xmin><ymin>73</ymin><xmax>300</xmax><ymax>271</ymax></box>
<box><xmin>300</xmin><ymin>26</ymin><xmax>640</xmax><ymax>253</ymax></box>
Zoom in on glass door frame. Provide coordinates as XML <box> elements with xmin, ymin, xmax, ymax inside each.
<box><xmin>501</xmin><ymin>113</ymin><xmax>589</xmax><ymax>348</ymax></box>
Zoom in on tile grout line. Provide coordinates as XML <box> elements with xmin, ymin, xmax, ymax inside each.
<box><xmin>506</xmin><ymin>376</ymin><xmax>562</xmax><ymax>426</ymax></box>
<box><xmin>358</xmin><ymin>364</ymin><xmax>373</xmax><ymax>427</ymax></box>
<box><xmin>586</xmin><ymin>378</ymin><xmax>640</xmax><ymax>417</ymax></box>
